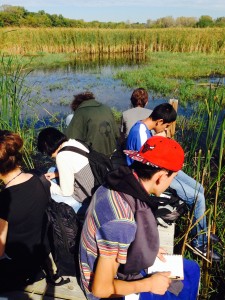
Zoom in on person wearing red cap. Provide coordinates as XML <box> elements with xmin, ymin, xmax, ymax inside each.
<box><xmin>79</xmin><ymin>136</ymin><xmax>200</xmax><ymax>300</ymax></box>
<box><xmin>126</xmin><ymin>103</ymin><xmax>220</xmax><ymax>261</ymax></box>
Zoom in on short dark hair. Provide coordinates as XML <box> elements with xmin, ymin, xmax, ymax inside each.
<box><xmin>37</xmin><ymin>127</ymin><xmax>68</xmax><ymax>156</ymax></box>
<box><xmin>131</xmin><ymin>161</ymin><xmax>173</xmax><ymax>181</ymax></box>
<box><xmin>71</xmin><ymin>91</ymin><xmax>95</xmax><ymax>111</ymax></box>
<box><xmin>130</xmin><ymin>88</ymin><xmax>148</xmax><ymax>108</ymax></box>
<box><xmin>150</xmin><ymin>103</ymin><xmax>177</xmax><ymax>124</ymax></box>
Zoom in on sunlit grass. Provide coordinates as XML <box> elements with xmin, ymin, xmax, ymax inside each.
<box><xmin>116</xmin><ymin>52</ymin><xmax>225</xmax><ymax>105</ymax></box>
<box><xmin>1</xmin><ymin>27</ymin><xmax>225</xmax><ymax>55</ymax></box>
<box><xmin>0</xmin><ymin>55</ymin><xmax>37</xmax><ymax>169</ymax></box>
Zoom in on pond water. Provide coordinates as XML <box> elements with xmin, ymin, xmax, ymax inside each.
<box><xmin>24</xmin><ymin>56</ymin><xmax>195</xmax><ymax>122</ymax></box>
<box><xmin>23</xmin><ymin>55</ymin><xmax>225</xmax><ymax>126</ymax></box>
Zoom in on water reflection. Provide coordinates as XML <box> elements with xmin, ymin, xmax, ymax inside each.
<box><xmin>71</xmin><ymin>52</ymin><xmax>149</xmax><ymax>72</ymax></box>
<box><xmin>25</xmin><ymin>53</ymin><xmax>170</xmax><ymax>119</ymax></box>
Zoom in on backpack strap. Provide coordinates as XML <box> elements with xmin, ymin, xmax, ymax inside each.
<box><xmin>58</xmin><ymin>145</ymin><xmax>89</xmax><ymax>158</ymax></box>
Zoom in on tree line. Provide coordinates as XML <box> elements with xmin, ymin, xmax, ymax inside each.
<box><xmin>0</xmin><ymin>5</ymin><xmax>225</xmax><ymax>28</ymax></box>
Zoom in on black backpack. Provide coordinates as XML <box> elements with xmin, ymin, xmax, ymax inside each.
<box><xmin>154</xmin><ymin>187</ymin><xmax>187</xmax><ymax>228</ymax></box>
<box><xmin>58</xmin><ymin>142</ymin><xmax>113</xmax><ymax>192</ymax></box>
<box><xmin>39</xmin><ymin>176</ymin><xmax>82</xmax><ymax>277</ymax></box>
<box><xmin>45</xmin><ymin>199</ymin><xmax>82</xmax><ymax>277</ymax></box>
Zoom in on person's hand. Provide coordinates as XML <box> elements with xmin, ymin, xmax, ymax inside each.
<box><xmin>155</xmin><ymin>130</ymin><xmax>167</xmax><ymax>137</ymax></box>
<box><xmin>44</xmin><ymin>172</ymin><xmax>56</xmax><ymax>181</ymax></box>
<box><xmin>146</xmin><ymin>272</ymin><xmax>171</xmax><ymax>295</ymax></box>
<box><xmin>157</xmin><ymin>247</ymin><xmax>167</xmax><ymax>262</ymax></box>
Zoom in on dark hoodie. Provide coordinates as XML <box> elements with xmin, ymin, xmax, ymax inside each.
<box><xmin>105</xmin><ymin>166</ymin><xmax>160</xmax><ymax>280</ymax></box>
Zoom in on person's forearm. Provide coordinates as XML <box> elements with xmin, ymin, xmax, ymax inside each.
<box><xmin>113</xmin><ymin>277</ymin><xmax>151</xmax><ymax>296</ymax></box>
<box><xmin>93</xmin><ymin>272</ymin><xmax>172</xmax><ymax>298</ymax></box>
<box><xmin>92</xmin><ymin>277</ymin><xmax>152</xmax><ymax>298</ymax></box>
<box><xmin>92</xmin><ymin>252</ymin><xmax>170</xmax><ymax>298</ymax></box>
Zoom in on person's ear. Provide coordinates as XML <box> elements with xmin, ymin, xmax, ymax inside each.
<box><xmin>153</xmin><ymin>170</ymin><xmax>167</xmax><ymax>185</ymax></box>
<box><xmin>155</xmin><ymin>119</ymin><xmax>164</xmax><ymax>126</ymax></box>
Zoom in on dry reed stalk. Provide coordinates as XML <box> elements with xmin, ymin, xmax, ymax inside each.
<box><xmin>1</xmin><ymin>28</ymin><xmax>225</xmax><ymax>55</ymax></box>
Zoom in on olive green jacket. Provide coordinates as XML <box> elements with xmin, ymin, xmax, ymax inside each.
<box><xmin>65</xmin><ymin>99</ymin><xmax>119</xmax><ymax>157</ymax></box>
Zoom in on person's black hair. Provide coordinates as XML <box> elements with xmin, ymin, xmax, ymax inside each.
<box><xmin>149</xmin><ymin>103</ymin><xmax>177</xmax><ymax>124</ymax></box>
<box><xmin>37</xmin><ymin>127</ymin><xmax>68</xmax><ymax>156</ymax></box>
<box><xmin>131</xmin><ymin>161</ymin><xmax>173</xmax><ymax>181</ymax></box>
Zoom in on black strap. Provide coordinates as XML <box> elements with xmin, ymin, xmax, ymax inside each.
<box><xmin>58</xmin><ymin>146</ymin><xmax>89</xmax><ymax>158</ymax></box>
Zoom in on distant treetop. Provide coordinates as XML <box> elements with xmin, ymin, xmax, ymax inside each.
<box><xmin>0</xmin><ymin>5</ymin><xmax>224</xmax><ymax>28</ymax></box>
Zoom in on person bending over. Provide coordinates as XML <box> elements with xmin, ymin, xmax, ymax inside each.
<box><xmin>79</xmin><ymin>136</ymin><xmax>200</xmax><ymax>300</ymax></box>
<box><xmin>65</xmin><ymin>91</ymin><xmax>119</xmax><ymax>157</ymax></box>
<box><xmin>37</xmin><ymin>127</ymin><xmax>95</xmax><ymax>215</ymax></box>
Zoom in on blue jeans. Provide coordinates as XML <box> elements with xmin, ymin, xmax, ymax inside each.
<box><xmin>51</xmin><ymin>194</ymin><xmax>82</xmax><ymax>214</ymax></box>
<box><xmin>170</xmin><ymin>170</ymin><xmax>207</xmax><ymax>247</ymax></box>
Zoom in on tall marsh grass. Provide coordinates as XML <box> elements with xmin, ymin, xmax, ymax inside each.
<box><xmin>0</xmin><ymin>55</ymin><xmax>37</xmax><ymax>169</ymax></box>
<box><xmin>176</xmin><ymin>88</ymin><xmax>225</xmax><ymax>298</ymax></box>
<box><xmin>0</xmin><ymin>28</ymin><xmax>225</xmax><ymax>55</ymax></box>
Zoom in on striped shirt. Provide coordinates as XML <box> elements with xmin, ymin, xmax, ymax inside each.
<box><xmin>79</xmin><ymin>185</ymin><xmax>137</xmax><ymax>300</ymax></box>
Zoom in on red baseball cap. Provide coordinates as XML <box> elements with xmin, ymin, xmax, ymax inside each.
<box><xmin>124</xmin><ymin>136</ymin><xmax>184</xmax><ymax>172</ymax></box>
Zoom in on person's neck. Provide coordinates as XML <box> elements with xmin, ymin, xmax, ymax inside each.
<box><xmin>133</xmin><ymin>171</ymin><xmax>154</xmax><ymax>195</ymax></box>
<box><xmin>52</xmin><ymin>142</ymin><xmax>67</xmax><ymax>158</ymax></box>
<box><xmin>142</xmin><ymin>117</ymin><xmax>154</xmax><ymax>130</ymax></box>
<box><xmin>2</xmin><ymin>168</ymin><xmax>23</xmax><ymax>188</ymax></box>
<box><xmin>138</xmin><ymin>177</ymin><xmax>154</xmax><ymax>195</ymax></box>
<box><xmin>59</xmin><ymin>141</ymin><xmax>67</xmax><ymax>151</ymax></box>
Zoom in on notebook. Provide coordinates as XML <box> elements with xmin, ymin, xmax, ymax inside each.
<box><xmin>148</xmin><ymin>254</ymin><xmax>184</xmax><ymax>280</ymax></box>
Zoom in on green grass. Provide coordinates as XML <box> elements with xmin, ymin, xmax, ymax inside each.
<box><xmin>0</xmin><ymin>55</ymin><xmax>38</xmax><ymax>169</ymax></box>
<box><xmin>116</xmin><ymin>52</ymin><xmax>225</xmax><ymax>105</ymax></box>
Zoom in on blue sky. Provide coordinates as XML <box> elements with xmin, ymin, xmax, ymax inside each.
<box><xmin>1</xmin><ymin>0</ymin><xmax>225</xmax><ymax>23</ymax></box>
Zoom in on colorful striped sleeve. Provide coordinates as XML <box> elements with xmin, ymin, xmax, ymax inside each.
<box><xmin>97</xmin><ymin>219</ymin><xmax>137</xmax><ymax>264</ymax></box>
